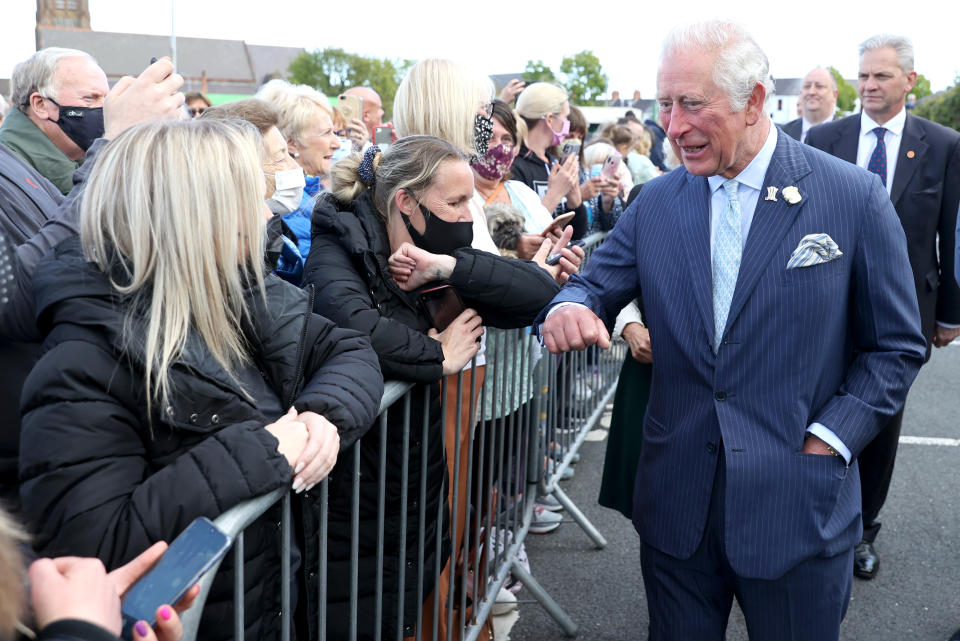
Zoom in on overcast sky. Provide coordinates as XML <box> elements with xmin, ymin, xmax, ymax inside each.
<box><xmin>2</xmin><ymin>0</ymin><xmax>958</xmax><ymax>99</ymax></box>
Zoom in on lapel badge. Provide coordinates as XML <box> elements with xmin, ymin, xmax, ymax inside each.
<box><xmin>782</xmin><ymin>185</ymin><xmax>802</xmax><ymax>205</ymax></box>
<box><xmin>907</xmin><ymin>150</ymin><xmax>915</xmax><ymax>159</ymax></box>
<box><xmin>764</xmin><ymin>186</ymin><xmax>779</xmax><ymax>201</ymax></box>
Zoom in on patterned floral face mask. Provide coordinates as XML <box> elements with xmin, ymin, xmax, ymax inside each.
<box><xmin>473</xmin><ymin>113</ymin><xmax>494</xmax><ymax>158</ymax></box>
<box><xmin>470</xmin><ymin>143</ymin><xmax>515</xmax><ymax>182</ymax></box>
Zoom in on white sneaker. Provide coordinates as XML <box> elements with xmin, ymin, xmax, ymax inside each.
<box><xmin>530</xmin><ymin>504</ymin><xmax>562</xmax><ymax>534</ymax></box>
<box><xmin>492</xmin><ymin>586</ymin><xmax>518</xmax><ymax>616</ymax></box>
<box><xmin>535</xmin><ymin>494</ymin><xmax>563</xmax><ymax>512</ymax></box>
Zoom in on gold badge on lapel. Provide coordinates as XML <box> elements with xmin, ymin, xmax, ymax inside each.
<box><xmin>764</xmin><ymin>186</ymin><xmax>779</xmax><ymax>201</ymax></box>
<box><xmin>907</xmin><ymin>150</ymin><xmax>915</xmax><ymax>159</ymax></box>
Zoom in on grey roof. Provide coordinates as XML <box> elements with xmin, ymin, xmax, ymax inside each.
<box><xmin>35</xmin><ymin>27</ymin><xmax>303</xmax><ymax>94</ymax></box>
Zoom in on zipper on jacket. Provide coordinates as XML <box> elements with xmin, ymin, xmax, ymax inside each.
<box><xmin>286</xmin><ymin>284</ymin><xmax>315</xmax><ymax>409</ymax></box>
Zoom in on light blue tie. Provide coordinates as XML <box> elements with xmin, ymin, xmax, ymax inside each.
<box><xmin>713</xmin><ymin>179</ymin><xmax>742</xmax><ymax>352</ymax></box>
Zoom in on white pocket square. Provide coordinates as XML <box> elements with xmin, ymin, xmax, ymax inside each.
<box><xmin>786</xmin><ymin>233</ymin><xmax>843</xmax><ymax>269</ymax></box>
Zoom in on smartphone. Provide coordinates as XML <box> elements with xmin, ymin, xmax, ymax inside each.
<box><xmin>120</xmin><ymin>517</ymin><xmax>232</xmax><ymax>640</ymax></box>
<box><xmin>374</xmin><ymin>126</ymin><xmax>393</xmax><ymax>147</ymax></box>
<box><xmin>540</xmin><ymin>211</ymin><xmax>576</xmax><ymax>237</ymax></box>
<box><xmin>561</xmin><ymin>140</ymin><xmax>581</xmax><ymax>161</ymax></box>
<box><xmin>338</xmin><ymin>94</ymin><xmax>363</xmax><ymax>124</ymax></box>
<box><xmin>419</xmin><ymin>285</ymin><xmax>465</xmax><ymax>332</ymax></box>
<box><xmin>601</xmin><ymin>152</ymin><xmax>622</xmax><ymax>180</ymax></box>
<box><xmin>590</xmin><ymin>164</ymin><xmax>602</xmax><ymax>179</ymax></box>
<box><xmin>546</xmin><ymin>240</ymin><xmax>585</xmax><ymax>266</ymax></box>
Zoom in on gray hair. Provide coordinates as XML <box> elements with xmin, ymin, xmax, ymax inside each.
<box><xmin>10</xmin><ymin>47</ymin><xmax>98</xmax><ymax>112</ymax></box>
<box><xmin>859</xmin><ymin>34</ymin><xmax>914</xmax><ymax>74</ymax></box>
<box><xmin>661</xmin><ymin>20</ymin><xmax>775</xmax><ymax>112</ymax></box>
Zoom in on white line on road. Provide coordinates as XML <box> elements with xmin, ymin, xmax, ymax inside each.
<box><xmin>899</xmin><ymin>435</ymin><xmax>960</xmax><ymax>446</ymax></box>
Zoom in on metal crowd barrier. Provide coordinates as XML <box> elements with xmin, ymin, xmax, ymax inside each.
<box><xmin>178</xmin><ymin>232</ymin><xmax>624</xmax><ymax>641</ymax></box>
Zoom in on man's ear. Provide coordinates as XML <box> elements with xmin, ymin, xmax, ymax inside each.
<box><xmin>744</xmin><ymin>82</ymin><xmax>766</xmax><ymax>126</ymax></box>
<box><xmin>28</xmin><ymin>92</ymin><xmax>54</xmax><ymax>121</ymax></box>
<box><xmin>905</xmin><ymin>70</ymin><xmax>918</xmax><ymax>93</ymax></box>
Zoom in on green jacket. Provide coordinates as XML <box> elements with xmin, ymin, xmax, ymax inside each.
<box><xmin>0</xmin><ymin>108</ymin><xmax>81</xmax><ymax>195</ymax></box>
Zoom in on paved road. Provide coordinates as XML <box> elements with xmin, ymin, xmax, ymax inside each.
<box><xmin>510</xmin><ymin>343</ymin><xmax>960</xmax><ymax>640</ymax></box>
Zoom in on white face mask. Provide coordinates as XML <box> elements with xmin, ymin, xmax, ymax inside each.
<box><xmin>265</xmin><ymin>167</ymin><xmax>306</xmax><ymax>215</ymax></box>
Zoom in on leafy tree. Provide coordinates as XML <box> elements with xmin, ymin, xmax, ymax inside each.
<box><xmin>288</xmin><ymin>48</ymin><xmax>354</xmax><ymax>95</ymax></box>
<box><xmin>828</xmin><ymin>66</ymin><xmax>857</xmax><ymax>114</ymax></box>
<box><xmin>912</xmin><ymin>73</ymin><xmax>932</xmax><ymax>100</ymax></box>
<box><xmin>560</xmin><ymin>50</ymin><xmax>608</xmax><ymax>105</ymax></box>
<box><xmin>287</xmin><ymin>48</ymin><xmax>412</xmax><ymax>120</ymax></box>
<box><xmin>913</xmin><ymin>80</ymin><xmax>960</xmax><ymax>131</ymax></box>
<box><xmin>523</xmin><ymin>60</ymin><xmax>557</xmax><ymax>84</ymax></box>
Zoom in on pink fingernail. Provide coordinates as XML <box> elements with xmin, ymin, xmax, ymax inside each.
<box><xmin>135</xmin><ymin>621</ymin><xmax>149</xmax><ymax>637</ymax></box>
<box><xmin>160</xmin><ymin>605</ymin><xmax>172</xmax><ymax>621</ymax></box>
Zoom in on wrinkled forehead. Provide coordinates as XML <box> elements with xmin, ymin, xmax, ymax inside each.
<box><xmin>54</xmin><ymin>56</ymin><xmax>108</xmax><ymax>96</ymax></box>
<box><xmin>656</xmin><ymin>49</ymin><xmax>717</xmax><ymax>98</ymax></box>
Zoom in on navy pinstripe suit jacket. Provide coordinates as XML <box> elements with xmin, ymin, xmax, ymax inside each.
<box><xmin>544</xmin><ymin>131</ymin><xmax>926</xmax><ymax>579</ymax></box>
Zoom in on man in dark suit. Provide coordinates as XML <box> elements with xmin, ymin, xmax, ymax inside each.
<box><xmin>783</xmin><ymin>67</ymin><xmax>838</xmax><ymax>142</ymax></box>
<box><xmin>806</xmin><ymin>34</ymin><xmax>960</xmax><ymax>581</ymax></box>
<box><xmin>539</xmin><ymin>20</ymin><xmax>925</xmax><ymax>640</ymax></box>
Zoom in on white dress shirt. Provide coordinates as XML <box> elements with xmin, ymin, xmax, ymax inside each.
<box><xmin>855</xmin><ymin>108</ymin><xmax>906</xmax><ymax>197</ymax></box>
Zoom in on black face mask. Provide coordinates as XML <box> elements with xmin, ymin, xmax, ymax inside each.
<box><xmin>401</xmin><ymin>197</ymin><xmax>473</xmax><ymax>256</ymax></box>
<box><xmin>47</xmin><ymin>98</ymin><xmax>104</xmax><ymax>152</ymax></box>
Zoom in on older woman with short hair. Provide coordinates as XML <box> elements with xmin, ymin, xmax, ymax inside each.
<box><xmin>256</xmin><ymin>80</ymin><xmax>341</xmax><ymax>257</ymax></box>
<box><xmin>200</xmin><ymin>98</ymin><xmax>306</xmax><ymax>284</ymax></box>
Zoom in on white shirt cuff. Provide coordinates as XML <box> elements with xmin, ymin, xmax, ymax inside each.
<box><xmin>936</xmin><ymin>321</ymin><xmax>960</xmax><ymax>329</ymax></box>
<box><xmin>544</xmin><ymin>301</ymin><xmax>587</xmax><ymax>320</ymax></box>
<box><xmin>806</xmin><ymin>423</ymin><xmax>851</xmax><ymax>464</ymax></box>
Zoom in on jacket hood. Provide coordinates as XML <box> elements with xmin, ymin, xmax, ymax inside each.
<box><xmin>312</xmin><ymin>190</ymin><xmax>392</xmax><ymax>260</ymax></box>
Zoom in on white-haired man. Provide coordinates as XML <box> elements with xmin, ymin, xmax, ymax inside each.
<box><xmin>0</xmin><ymin>48</ymin><xmax>108</xmax><ymax>194</ymax></box>
<box><xmin>806</xmin><ymin>34</ymin><xmax>960</xmax><ymax>582</ymax></box>
<box><xmin>782</xmin><ymin>67</ymin><xmax>838</xmax><ymax>142</ymax></box>
<box><xmin>539</xmin><ymin>20</ymin><xmax>925</xmax><ymax>639</ymax></box>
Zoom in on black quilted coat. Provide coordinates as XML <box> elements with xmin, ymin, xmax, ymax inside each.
<box><xmin>19</xmin><ymin>237</ymin><xmax>384</xmax><ymax>641</ymax></box>
<box><xmin>302</xmin><ymin>191</ymin><xmax>559</xmax><ymax>639</ymax></box>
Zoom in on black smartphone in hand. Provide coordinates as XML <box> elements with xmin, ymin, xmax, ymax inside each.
<box><xmin>419</xmin><ymin>285</ymin><xmax>465</xmax><ymax>332</ymax></box>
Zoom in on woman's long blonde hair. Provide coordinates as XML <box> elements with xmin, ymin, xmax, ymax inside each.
<box><xmin>80</xmin><ymin>120</ymin><xmax>267</xmax><ymax>417</ymax></box>
<box><xmin>393</xmin><ymin>58</ymin><xmax>493</xmax><ymax>156</ymax></box>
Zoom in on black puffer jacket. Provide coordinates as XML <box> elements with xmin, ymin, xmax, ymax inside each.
<box><xmin>19</xmin><ymin>237</ymin><xmax>384</xmax><ymax>641</ymax></box>
<box><xmin>302</xmin><ymin>191</ymin><xmax>559</xmax><ymax>640</ymax></box>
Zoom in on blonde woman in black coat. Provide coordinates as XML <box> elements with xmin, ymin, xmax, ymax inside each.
<box><xmin>18</xmin><ymin>120</ymin><xmax>384</xmax><ymax>641</ymax></box>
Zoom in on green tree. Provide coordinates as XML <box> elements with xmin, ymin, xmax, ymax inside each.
<box><xmin>912</xmin><ymin>73</ymin><xmax>932</xmax><ymax>100</ymax></box>
<box><xmin>828</xmin><ymin>66</ymin><xmax>857</xmax><ymax>114</ymax></box>
<box><xmin>560</xmin><ymin>50</ymin><xmax>608</xmax><ymax>105</ymax></box>
<box><xmin>287</xmin><ymin>48</ymin><xmax>412</xmax><ymax>120</ymax></box>
<box><xmin>523</xmin><ymin>60</ymin><xmax>557</xmax><ymax>84</ymax></box>
<box><xmin>913</xmin><ymin>81</ymin><xmax>960</xmax><ymax>131</ymax></box>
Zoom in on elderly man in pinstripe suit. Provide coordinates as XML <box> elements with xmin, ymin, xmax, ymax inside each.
<box><xmin>539</xmin><ymin>20</ymin><xmax>926</xmax><ymax>641</ymax></box>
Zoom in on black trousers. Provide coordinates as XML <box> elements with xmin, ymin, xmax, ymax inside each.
<box><xmin>858</xmin><ymin>406</ymin><xmax>905</xmax><ymax>543</ymax></box>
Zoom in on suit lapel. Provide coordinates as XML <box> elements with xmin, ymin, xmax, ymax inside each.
<box><xmin>835</xmin><ymin>115</ymin><xmax>860</xmax><ymax>164</ymax></box>
<box><xmin>723</xmin><ymin>134</ymin><xmax>812</xmax><ymax>339</ymax></box>
<box><xmin>890</xmin><ymin>114</ymin><xmax>927</xmax><ymax>207</ymax></box>
<box><xmin>676</xmin><ymin>172</ymin><xmax>715</xmax><ymax>347</ymax></box>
